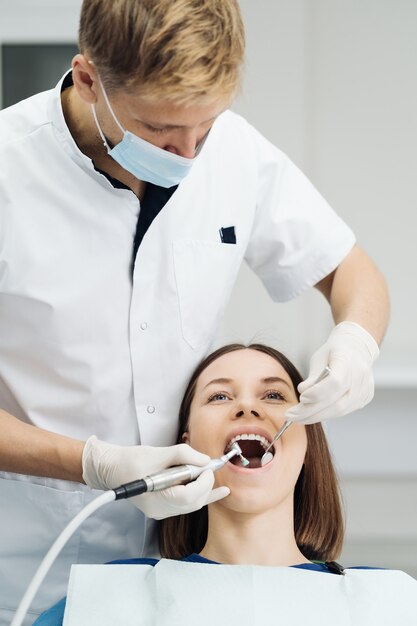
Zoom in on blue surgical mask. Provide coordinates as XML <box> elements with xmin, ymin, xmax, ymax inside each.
<box><xmin>91</xmin><ymin>80</ymin><xmax>202</xmax><ymax>188</ymax></box>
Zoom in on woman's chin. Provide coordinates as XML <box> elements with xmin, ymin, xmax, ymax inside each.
<box><xmin>213</xmin><ymin>490</ymin><xmax>277</xmax><ymax>515</ymax></box>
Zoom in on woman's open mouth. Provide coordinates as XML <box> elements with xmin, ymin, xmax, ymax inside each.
<box><xmin>225</xmin><ymin>433</ymin><xmax>274</xmax><ymax>469</ymax></box>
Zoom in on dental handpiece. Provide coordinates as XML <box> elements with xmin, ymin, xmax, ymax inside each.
<box><xmin>113</xmin><ymin>442</ymin><xmax>244</xmax><ymax>500</ymax></box>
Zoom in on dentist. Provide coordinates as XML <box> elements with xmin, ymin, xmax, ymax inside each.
<box><xmin>0</xmin><ymin>0</ymin><xmax>389</xmax><ymax>623</ymax></box>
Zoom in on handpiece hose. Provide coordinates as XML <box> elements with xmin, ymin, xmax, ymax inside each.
<box><xmin>11</xmin><ymin>443</ymin><xmax>243</xmax><ymax>626</ymax></box>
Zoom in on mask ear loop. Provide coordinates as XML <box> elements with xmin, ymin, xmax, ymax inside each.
<box><xmin>91</xmin><ymin>103</ymin><xmax>110</xmax><ymax>151</ymax></box>
<box><xmin>97</xmin><ymin>76</ymin><xmax>126</xmax><ymax>135</ymax></box>
<box><xmin>89</xmin><ymin>63</ymin><xmax>126</xmax><ymax>150</ymax></box>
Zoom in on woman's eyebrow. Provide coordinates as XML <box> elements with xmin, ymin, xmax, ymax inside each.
<box><xmin>202</xmin><ymin>377</ymin><xmax>233</xmax><ymax>391</ymax></box>
<box><xmin>202</xmin><ymin>376</ymin><xmax>292</xmax><ymax>391</ymax></box>
<box><xmin>261</xmin><ymin>376</ymin><xmax>292</xmax><ymax>389</ymax></box>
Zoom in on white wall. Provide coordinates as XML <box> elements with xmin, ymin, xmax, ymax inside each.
<box><xmin>310</xmin><ymin>1</ymin><xmax>417</xmax><ymax>572</ymax></box>
<box><xmin>224</xmin><ymin>0</ymin><xmax>417</xmax><ymax>374</ymax></box>
<box><xmin>0</xmin><ymin>0</ymin><xmax>81</xmax><ymax>42</ymax></box>
<box><xmin>1</xmin><ymin>0</ymin><xmax>416</xmax><ymax>575</ymax></box>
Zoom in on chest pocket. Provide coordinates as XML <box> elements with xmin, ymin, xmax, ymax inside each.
<box><xmin>173</xmin><ymin>239</ymin><xmax>244</xmax><ymax>350</ymax></box>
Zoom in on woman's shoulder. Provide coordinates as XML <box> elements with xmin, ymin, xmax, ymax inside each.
<box><xmin>106</xmin><ymin>557</ymin><xmax>160</xmax><ymax>566</ymax></box>
<box><xmin>178</xmin><ymin>554</ymin><xmax>359</xmax><ymax>574</ymax></box>
<box><xmin>33</xmin><ymin>598</ymin><xmax>67</xmax><ymax>626</ymax></box>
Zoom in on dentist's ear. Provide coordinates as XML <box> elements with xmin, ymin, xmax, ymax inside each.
<box><xmin>72</xmin><ymin>54</ymin><xmax>99</xmax><ymax>104</ymax></box>
<box><xmin>182</xmin><ymin>432</ymin><xmax>190</xmax><ymax>444</ymax></box>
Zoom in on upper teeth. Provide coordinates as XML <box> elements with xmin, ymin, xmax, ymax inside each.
<box><xmin>227</xmin><ymin>433</ymin><xmax>270</xmax><ymax>451</ymax></box>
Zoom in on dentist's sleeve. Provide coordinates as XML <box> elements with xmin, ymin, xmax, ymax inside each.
<box><xmin>244</xmin><ymin>128</ymin><xmax>356</xmax><ymax>303</ymax></box>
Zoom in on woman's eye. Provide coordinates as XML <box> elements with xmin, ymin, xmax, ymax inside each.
<box><xmin>264</xmin><ymin>390</ymin><xmax>286</xmax><ymax>401</ymax></box>
<box><xmin>208</xmin><ymin>392</ymin><xmax>231</xmax><ymax>402</ymax></box>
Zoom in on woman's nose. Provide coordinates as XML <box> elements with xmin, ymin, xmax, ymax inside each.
<box><xmin>234</xmin><ymin>408</ymin><xmax>262</xmax><ymax>419</ymax></box>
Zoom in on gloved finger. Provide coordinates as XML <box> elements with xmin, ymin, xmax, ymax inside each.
<box><xmin>297</xmin><ymin>371</ymin><xmax>325</xmax><ymax>395</ymax></box>
<box><xmin>138</xmin><ymin>470</ymin><xmax>216</xmax><ymax>519</ymax></box>
<box><xmin>285</xmin><ymin>403</ymin><xmax>321</xmax><ymax>423</ymax></box>
<box><xmin>297</xmin><ymin>376</ymin><xmax>335</xmax><ymax>404</ymax></box>
<box><xmin>298</xmin><ymin>357</ymin><xmax>351</xmax><ymax>404</ymax></box>
<box><xmin>286</xmin><ymin>395</ymin><xmax>347</xmax><ymax>424</ymax></box>
<box><xmin>361</xmin><ymin>384</ymin><xmax>375</xmax><ymax>407</ymax></box>
<box><xmin>160</xmin><ymin>469</ymin><xmax>215</xmax><ymax>509</ymax></box>
<box><xmin>162</xmin><ymin>443</ymin><xmax>211</xmax><ymax>468</ymax></box>
<box><xmin>287</xmin><ymin>382</ymin><xmax>372</xmax><ymax>424</ymax></box>
<box><xmin>297</xmin><ymin>347</ymin><xmax>331</xmax><ymax>394</ymax></box>
<box><xmin>205</xmin><ymin>486</ymin><xmax>230</xmax><ymax>504</ymax></box>
<box><xmin>303</xmin><ymin>391</ymin><xmax>361</xmax><ymax>423</ymax></box>
<box><xmin>285</xmin><ymin>392</ymin><xmax>347</xmax><ymax>424</ymax></box>
<box><xmin>286</xmin><ymin>381</ymin><xmax>350</xmax><ymax>423</ymax></box>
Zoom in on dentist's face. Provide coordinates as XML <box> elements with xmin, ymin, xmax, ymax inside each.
<box><xmin>95</xmin><ymin>87</ymin><xmax>227</xmax><ymax>159</ymax></box>
<box><xmin>183</xmin><ymin>348</ymin><xmax>308</xmax><ymax>514</ymax></box>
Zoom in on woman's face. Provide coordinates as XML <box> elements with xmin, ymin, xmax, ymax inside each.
<box><xmin>183</xmin><ymin>349</ymin><xmax>308</xmax><ymax>514</ymax></box>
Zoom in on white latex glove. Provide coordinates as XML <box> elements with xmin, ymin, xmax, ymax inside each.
<box><xmin>82</xmin><ymin>436</ymin><xmax>230</xmax><ymax>519</ymax></box>
<box><xmin>285</xmin><ymin>321</ymin><xmax>379</xmax><ymax>424</ymax></box>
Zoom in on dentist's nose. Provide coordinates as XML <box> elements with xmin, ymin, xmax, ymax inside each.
<box><xmin>164</xmin><ymin>130</ymin><xmax>198</xmax><ymax>159</ymax></box>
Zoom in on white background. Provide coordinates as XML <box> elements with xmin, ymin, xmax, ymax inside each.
<box><xmin>0</xmin><ymin>0</ymin><xmax>416</xmax><ymax>575</ymax></box>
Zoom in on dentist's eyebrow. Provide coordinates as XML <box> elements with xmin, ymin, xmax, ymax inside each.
<box><xmin>139</xmin><ymin>114</ymin><xmax>219</xmax><ymax>131</ymax></box>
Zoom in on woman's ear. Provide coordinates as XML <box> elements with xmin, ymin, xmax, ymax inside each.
<box><xmin>182</xmin><ymin>431</ymin><xmax>190</xmax><ymax>444</ymax></box>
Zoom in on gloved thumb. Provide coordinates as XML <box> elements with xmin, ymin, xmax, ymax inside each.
<box><xmin>163</xmin><ymin>443</ymin><xmax>211</xmax><ymax>468</ymax></box>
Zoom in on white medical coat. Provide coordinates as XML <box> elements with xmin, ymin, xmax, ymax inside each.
<box><xmin>0</xmin><ymin>72</ymin><xmax>355</xmax><ymax>624</ymax></box>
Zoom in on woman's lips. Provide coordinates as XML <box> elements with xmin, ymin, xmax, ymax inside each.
<box><xmin>226</xmin><ymin>460</ymin><xmax>275</xmax><ymax>474</ymax></box>
<box><xmin>224</xmin><ymin>427</ymin><xmax>275</xmax><ymax>452</ymax></box>
<box><xmin>224</xmin><ymin>428</ymin><xmax>277</xmax><ymax>469</ymax></box>
<box><xmin>225</xmin><ymin>438</ymin><xmax>282</xmax><ymax>474</ymax></box>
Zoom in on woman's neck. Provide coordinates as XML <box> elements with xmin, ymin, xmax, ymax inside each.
<box><xmin>199</xmin><ymin>498</ymin><xmax>310</xmax><ymax>567</ymax></box>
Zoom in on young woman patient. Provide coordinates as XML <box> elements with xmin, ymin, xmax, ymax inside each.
<box><xmin>35</xmin><ymin>344</ymin><xmax>414</xmax><ymax>624</ymax></box>
<box><xmin>160</xmin><ymin>343</ymin><xmax>343</xmax><ymax>568</ymax></box>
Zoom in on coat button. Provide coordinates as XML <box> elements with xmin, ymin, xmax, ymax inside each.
<box><xmin>147</xmin><ymin>405</ymin><xmax>155</xmax><ymax>414</ymax></box>
<box><xmin>140</xmin><ymin>322</ymin><xmax>148</xmax><ymax>330</ymax></box>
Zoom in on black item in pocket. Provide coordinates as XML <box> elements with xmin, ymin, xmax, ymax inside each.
<box><xmin>219</xmin><ymin>226</ymin><xmax>236</xmax><ymax>244</ymax></box>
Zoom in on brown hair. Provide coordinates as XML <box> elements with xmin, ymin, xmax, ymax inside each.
<box><xmin>159</xmin><ymin>344</ymin><xmax>345</xmax><ymax>562</ymax></box>
<box><xmin>78</xmin><ymin>0</ymin><xmax>245</xmax><ymax>103</ymax></box>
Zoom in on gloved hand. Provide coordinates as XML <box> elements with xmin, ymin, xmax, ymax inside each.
<box><xmin>285</xmin><ymin>321</ymin><xmax>379</xmax><ymax>425</ymax></box>
<box><xmin>82</xmin><ymin>436</ymin><xmax>230</xmax><ymax>519</ymax></box>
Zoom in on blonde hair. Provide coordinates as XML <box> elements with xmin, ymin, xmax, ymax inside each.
<box><xmin>78</xmin><ymin>0</ymin><xmax>245</xmax><ymax>104</ymax></box>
